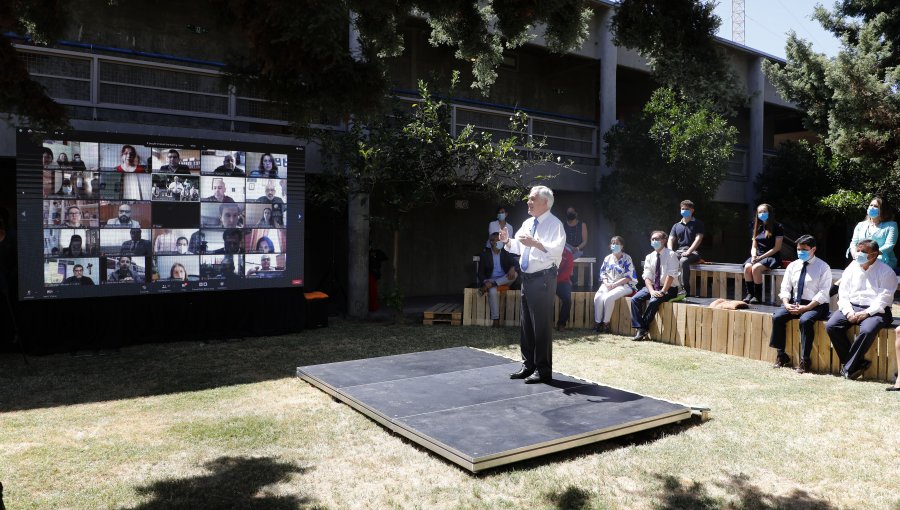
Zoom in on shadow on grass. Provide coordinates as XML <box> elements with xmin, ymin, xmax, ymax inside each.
<box><xmin>120</xmin><ymin>456</ymin><xmax>314</xmax><ymax>510</ymax></box>
<box><xmin>654</xmin><ymin>473</ymin><xmax>834</xmax><ymax>510</ymax></box>
<box><xmin>0</xmin><ymin>319</ymin><xmax>521</xmax><ymax>411</ymax></box>
<box><xmin>545</xmin><ymin>485</ymin><xmax>592</xmax><ymax>510</ymax></box>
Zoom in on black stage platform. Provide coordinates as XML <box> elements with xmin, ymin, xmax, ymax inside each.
<box><xmin>297</xmin><ymin>347</ymin><xmax>695</xmax><ymax>472</ymax></box>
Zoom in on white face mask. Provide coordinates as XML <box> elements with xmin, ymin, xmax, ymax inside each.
<box><xmin>62</xmin><ymin>186</ymin><xmax>72</xmax><ymax>194</ymax></box>
<box><xmin>178</xmin><ymin>245</ymin><xmax>188</xmax><ymax>254</ymax></box>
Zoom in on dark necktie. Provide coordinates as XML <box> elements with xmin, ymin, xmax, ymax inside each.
<box><xmin>653</xmin><ymin>253</ymin><xmax>662</xmax><ymax>290</ymax></box>
<box><xmin>520</xmin><ymin>218</ymin><xmax>539</xmax><ymax>271</ymax></box>
<box><xmin>796</xmin><ymin>261</ymin><xmax>808</xmax><ymax>303</ymax></box>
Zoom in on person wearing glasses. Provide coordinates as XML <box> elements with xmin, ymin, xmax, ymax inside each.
<box><xmin>63</xmin><ymin>264</ymin><xmax>95</xmax><ymax>285</ymax></box>
<box><xmin>105</xmin><ymin>203</ymin><xmax>140</xmax><ymax>228</ymax></box>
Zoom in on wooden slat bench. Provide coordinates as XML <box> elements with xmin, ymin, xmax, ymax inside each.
<box><xmin>423</xmin><ymin>303</ymin><xmax>463</xmax><ymax>326</ymax></box>
<box><xmin>461</xmin><ymin>287</ymin><xmax>898</xmax><ymax>383</ymax></box>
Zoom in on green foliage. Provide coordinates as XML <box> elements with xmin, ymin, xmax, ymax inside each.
<box><xmin>763</xmin><ymin>1</ymin><xmax>900</xmax><ymax>207</ymax></box>
<box><xmin>601</xmin><ymin>88</ymin><xmax>736</xmax><ymax>233</ymax></box>
<box><xmin>610</xmin><ymin>0</ymin><xmax>746</xmax><ymax>115</ymax></box>
<box><xmin>319</xmin><ymin>74</ymin><xmax>569</xmax><ymax>229</ymax></box>
<box><xmin>0</xmin><ymin>0</ymin><xmax>69</xmax><ymax>130</ymax></box>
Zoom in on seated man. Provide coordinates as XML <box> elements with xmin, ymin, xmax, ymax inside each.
<box><xmin>63</xmin><ymin>264</ymin><xmax>94</xmax><ymax>285</ymax></box>
<box><xmin>108</xmin><ymin>256</ymin><xmax>142</xmax><ymax>282</ymax></box>
<box><xmin>769</xmin><ymin>235</ymin><xmax>832</xmax><ymax>373</ymax></box>
<box><xmin>631</xmin><ymin>231</ymin><xmax>680</xmax><ymax>341</ymax></box>
<box><xmin>121</xmin><ymin>228</ymin><xmax>151</xmax><ymax>256</ymax></box>
<box><xmin>213</xmin><ymin>228</ymin><xmax>244</xmax><ymax>254</ymax></box>
<box><xmin>826</xmin><ymin>239</ymin><xmax>895</xmax><ymax>380</ymax></box>
<box><xmin>106</xmin><ymin>203</ymin><xmax>140</xmax><ymax>228</ymax></box>
<box><xmin>478</xmin><ymin>231</ymin><xmax>519</xmax><ymax>327</ymax></box>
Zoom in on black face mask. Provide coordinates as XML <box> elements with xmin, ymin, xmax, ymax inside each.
<box><xmin>566</xmin><ymin>212</ymin><xmax>577</xmax><ymax>220</ymax></box>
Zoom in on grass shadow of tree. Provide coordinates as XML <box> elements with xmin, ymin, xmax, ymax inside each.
<box><xmin>119</xmin><ymin>456</ymin><xmax>316</xmax><ymax>510</ymax></box>
<box><xmin>545</xmin><ymin>485</ymin><xmax>592</xmax><ymax>510</ymax></box>
<box><xmin>654</xmin><ymin>473</ymin><xmax>835</xmax><ymax>510</ymax></box>
<box><xmin>0</xmin><ymin>320</ymin><xmax>521</xmax><ymax>411</ymax></box>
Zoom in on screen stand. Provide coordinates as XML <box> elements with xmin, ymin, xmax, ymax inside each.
<box><xmin>0</xmin><ymin>286</ymin><xmax>27</xmax><ymax>365</ymax></box>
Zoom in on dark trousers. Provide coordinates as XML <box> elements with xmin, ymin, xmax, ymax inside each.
<box><xmin>521</xmin><ymin>270</ymin><xmax>557</xmax><ymax>376</ymax></box>
<box><xmin>826</xmin><ymin>305</ymin><xmax>892</xmax><ymax>372</ymax></box>
<box><xmin>675</xmin><ymin>249</ymin><xmax>701</xmax><ymax>295</ymax></box>
<box><xmin>769</xmin><ymin>301</ymin><xmax>829</xmax><ymax>360</ymax></box>
<box><xmin>630</xmin><ymin>286</ymin><xmax>678</xmax><ymax>330</ymax></box>
<box><xmin>555</xmin><ymin>281</ymin><xmax>572</xmax><ymax>327</ymax></box>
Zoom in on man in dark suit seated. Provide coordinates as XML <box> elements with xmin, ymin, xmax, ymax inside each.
<box><xmin>120</xmin><ymin>228</ymin><xmax>151</xmax><ymax>256</ymax></box>
<box><xmin>479</xmin><ymin>231</ymin><xmax>519</xmax><ymax>327</ymax></box>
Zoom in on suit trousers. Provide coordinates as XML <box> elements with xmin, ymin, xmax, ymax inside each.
<box><xmin>520</xmin><ymin>270</ymin><xmax>557</xmax><ymax>376</ymax></box>
<box><xmin>826</xmin><ymin>305</ymin><xmax>892</xmax><ymax>372</ymax></box>
<box><xmin>630</xmin><ymin>286</ymin><xmax>678</xmax><ymax>330</ymax></box>
<box><xmin>768</xmin><ymin>302</ymin><xmax>829</xmax><ymax>360</ymax></box>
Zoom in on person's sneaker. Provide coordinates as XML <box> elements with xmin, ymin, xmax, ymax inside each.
<box><xmin>632</xmin><ymin>329</ymin><xmax>647</xmax><ymax>341</ymax></box>
<box><xmin>671</xmin><ymin>290</ymin><xmax>686</xmax><ymax>303</ymax></box>
<box><xmin>795</xmin><ymin>359</ymin><xmax>811</xmax><ymax>374</ymax></box>
<box><xmin>772</xmin><ymin>353</ymin><xmax>791</xmax><ymax>368</ymax></box>
<box><xmin>748</xmin><ymin>296</ymin><xmax>760</xmax><ymax>305</ymax></box>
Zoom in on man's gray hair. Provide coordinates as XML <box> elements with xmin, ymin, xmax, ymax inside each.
<box><xmin>530</xmin><ymin>185</ymin><xmax>554</xmax><ymax>209</ymax></box>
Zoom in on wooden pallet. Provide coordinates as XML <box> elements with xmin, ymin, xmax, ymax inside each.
<box><xmin>423</xmin><ymin>303</ymin><xmax>462</xmax><ymax>326</ymax></box>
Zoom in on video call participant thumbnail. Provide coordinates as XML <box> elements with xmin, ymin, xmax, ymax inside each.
<box><xmin>156</xmin><ymin>149</ymin><xmax>191</xmax><ymax>175</ymax></box>
<box><xmin>120</xmin><ymin>228</ymin><xmax>152</xmax><ymax>256</ymax></box>
<box><xmin>63</xmin><ymin>264</ymin><xmax>95</xmax><ymax>285</ymax></box>
<box><xmin>107</xmin><ymin>256</ymin><xmax>144</xmax><ymax>283</ymax></box>
<box><xmin>211</xmin><ymin>154</ymin><xmax>245</xmax><ymax>177</ymax></box>
<box><xmin>213</xmin><ymin>228</ymin><xmax>244</xmax><ymax>254</ymax></box>
<box><xmin>106</xmin><ymin>203</ymin><xmax>141</xmax><ymax>228</ymax></box>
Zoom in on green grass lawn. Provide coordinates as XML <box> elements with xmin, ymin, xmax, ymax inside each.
<box><xmin>1</xmin><ymin>320</ymin><xmax>899</xmax><ymax>509</ymax></box>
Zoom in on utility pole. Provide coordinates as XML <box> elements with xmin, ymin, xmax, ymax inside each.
<box><xmin>732</xmin><ymin>0</ymin><xmax>745</xmax><ymax>45</ymax></box>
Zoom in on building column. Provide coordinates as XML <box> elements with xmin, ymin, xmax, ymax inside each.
<box><xmin>747</xmin><ymin>56</ymin><xmax>764</xmax><ymax>209</ymax></box>
<box><xmin>595</xmin><ymin>7</ymin><xmax>618</xmax><ymax>249</ymax></box>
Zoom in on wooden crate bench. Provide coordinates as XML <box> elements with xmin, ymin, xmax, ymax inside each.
<box><xmin>462</xmin><ymin>288</ymin><xmax>595</xmax><ymax>328</ymax></box>
<box><xmin>606</xmin><ymin>298</ymin><xmax>897</xmax><ymax>383</ymax></box>
<box><xmin>423</xmin><ymin>303</ymin><xmax>462</xmax><ymax>326</ymax></box>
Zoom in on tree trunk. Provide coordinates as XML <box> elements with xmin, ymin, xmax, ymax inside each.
<box><xmin>347</xmin><ymin>191</ymin><xmax>369</xmax><ymax>319</ymax></box>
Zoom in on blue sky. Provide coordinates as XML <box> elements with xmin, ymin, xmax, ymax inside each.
<box><xmin>713</xmin><ymin>0</ymin><xmax>843</xmax><ymax>59</ymax></box>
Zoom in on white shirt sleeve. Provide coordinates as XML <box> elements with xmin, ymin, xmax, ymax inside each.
<box><xmin>810</xmin><ymin>261</ymin><xmax>832</xmax><ymax>305</ymax></box>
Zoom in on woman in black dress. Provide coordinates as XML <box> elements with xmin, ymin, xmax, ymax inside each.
<box><xmin>742</xmin><ymin>203</ymin><xmax>784</xmax><ymax>304</ymax></box>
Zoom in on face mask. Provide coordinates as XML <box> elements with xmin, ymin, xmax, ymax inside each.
<box><xmin>566</xmin><ymin>212</ymin><xmax>577</xmax><ymax>220</ymax></box>
<box><xmin>856</xmin><ymin>252</ymin><xmax>870</xmax><ymax>265</ymax></box>
<box><xmin>868</xmin><ymin>206</ymin><xmax>879</xmax><ymax>218</ymax></box>
<box><xmin>178</xmin><ymin>245</ymin><xmax>188</xmax><ymax>254</ymax></box>
<box><xmin>796</xmin><ymin>250</ymin><xmax>810</xmax><ymax>262</ymax></box>
<box><xmin>610</xmin><ymin>244</ymin><xmax>622</xmax><ymax>253</ymax></box>
<box><xmin>494</xmin><ymin>241</ymin><xmax>504</xmax><ymax>250</ymax></box>
<box><xmin>651</xmin><ymin>240</ymin><xmax>662</xmax><ymax>250</ymax></box>
<box><xmin>758</xmin><ymin>212</ymin><xmax>769</xmax><ymax>222</ymax></box>
<box><xmin>497</xmin><ymin>213</ymin><xmax>506</xmax><ymax>221</ymax></box>
<box><xmin>680</xmin><ymin>209</ymin><xmax>691</xmax><ymax>219</ymax></box>
<box><xmin>62</xmin><ymin>186</ymin><xmax>72</xmax><ymax>194</ymax></box>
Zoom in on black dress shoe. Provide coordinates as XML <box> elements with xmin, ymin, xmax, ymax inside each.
<box><xmin>524</xmin><ymin>372</ymin><xmax>551</xmax><ymax>384</ymax></box>
<box><xmin>844</xmin><ymin>359</ymin><xmax>871</xmax><ymax>380</ymax></box>
<box><xmin>772</xmin><ymin>353</ymin><xmax>791</xmax><ymax>368</ymax></box>
<box><xmin>510</xmin><ymin>367</ymin><xmax>535</xmax><ymax>379</ymax></box>
<box><xmin>886</xmin><ymin>386</ymin><xmax>900</xmax><ymax>392</ymax></box>
<box><xmin>632</xmin><ymin>329</ymin><xmax>647</xmax><ymax>341</ymax></box>
<box><xmin>794</xmin><ymin>359</ymin><xmax>811</xmax><ymax>374</ymax></box>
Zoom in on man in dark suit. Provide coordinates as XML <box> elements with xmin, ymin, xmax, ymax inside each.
<box><xmin>120</xmin><ymin>228</ymin><xmax>151</xmax><ymax>256</ymax></box>
<box><xmin>479</xmin><ymin>231</ymin><xmax>519</xmax><ymax>327</ymax></box>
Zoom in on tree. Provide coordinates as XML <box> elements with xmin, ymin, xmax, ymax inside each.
<box><xmin>763</xmin><ymin>1</ymin><xmax>900</xmax><ymax>209</ymax></box>
<box><xmin>601</xmin><ymin>88</ymin><xmax>737</xmax><ymax>234</ymax></box>
<box><xmin>3</xmin><ymin>0</ymin><xmax>592</xmax><ymax>129</ymax></box>
<box><xmin>316</xmin><ymin>75</ymin><xmax>570</xmax><ymax>317</ymax></box>
<box><xmin>610</xmin><ymin>0</ymin><xmax>745</xmax><ymax>116</ymax></box>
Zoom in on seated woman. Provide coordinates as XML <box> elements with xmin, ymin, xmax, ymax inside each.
<box><xmin>593</xmin><ymin>236</ymin><xmax>637</xmax><ymax>333</ymax></box>
<box><xmin>742</xmin><ymin>203</ymin><xmax>783</xmax><ymax>304</ymax></box>
<box><xmin>848</xmin><ymin>196</ymin><xmax>898</xmax><ymax>275</ymax></box>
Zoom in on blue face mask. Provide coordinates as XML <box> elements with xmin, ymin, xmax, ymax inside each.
<box><xmin>796</xmin><ymin>249</ymin><xmax>810</xmax><ymax>262</ymax></box>
<box><xmin>494</xmin><ymin>241</ymin><xmax>504</xmax><ymax>250</ymax></box>
<box><xmin>650</xmin><ymin>240</ymin><xmax>662</xmax><ymax>250</ymax></box>
<box><xmin>610</xmin><ymin>244</ymin><xmax>622</xmax><ymax>253</ymax></box>
<box><xmin>758</xmin><ymin>212</ymin><xmax>769</xmax><ymax>222</ymax></box>
<box><xmin>867</xmin><ymin>206</ymin><xmax>879</xmax><ymax>218</ymax></box>
<box><xmin>856</xmin><ymin>252</ymin><xmax>870</xmax><ymax>265</ymax></box>
<box><xmin>497</xmin><ymin>213</ymin><xmax>506</xmax><ymax>221</ymax></box>
<box><xmin>680</xmin><ymin>209</ymin><xmax>692</xmax><ymax>219</ymax></box>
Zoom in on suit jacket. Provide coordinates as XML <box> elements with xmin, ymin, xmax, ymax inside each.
<box><xmin>479</xmin><ymin>247</ymin><xmax>519</xmax><ymax>285</ymax></box>
<box><xmin>121</xmin><ymin>239</ymin><xmax>151</xmax><ymax>256</ymax></box>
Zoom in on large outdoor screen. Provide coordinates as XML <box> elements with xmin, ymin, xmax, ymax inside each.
<box><xmin>15</xmin><ymin>129</ymin><xmax>305</xmax><ymax>300</ymax></box>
